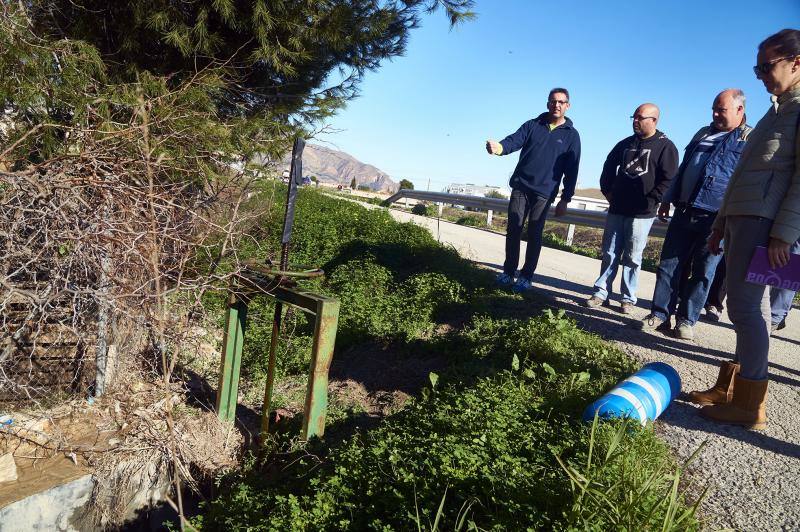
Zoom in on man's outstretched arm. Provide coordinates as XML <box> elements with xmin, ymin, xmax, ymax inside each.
<box><xmin>486</xmin><ymin>120</ymin><xmax>531</xmax><ymax>156</ymax></box>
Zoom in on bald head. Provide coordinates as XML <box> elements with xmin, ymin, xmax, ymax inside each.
<box><xmin>712</xmin><ymin>89</ymin><xmax>745</xmax><ymax>132</ymax></box>
<box><xmin>632</xmin><ymin>103</ymin><xmax>660</xmax><ymax>138</ymax></box>
<box><xmin>636</xmin><ymin>103</ymin><xmax>660</xmax><ymax>119</ymax></box>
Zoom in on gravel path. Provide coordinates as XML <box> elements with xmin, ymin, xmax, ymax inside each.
<box><xmin>387</xmin><ymin>208</ymin><xmax>800</xmax><ymax>531</ymax></box>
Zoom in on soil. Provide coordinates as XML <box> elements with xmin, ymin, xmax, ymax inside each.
<box><xmin>0</xmin><ymin>453</ymin><xmax>88</xmax><ymax>508</ymax></box>
<box><xmin>0</xmin><ymin>408</ymin><xmax>106</xmax><ymax>508</ymax></box>
<box><xmin>232</xmin><ymin>340</ymin><xmax>451</xmax><ymax>447</ymax></box>
<box><xmin>0</xmin><ymin>377</ymin><xmax>242</xmax><ymax>528</ymax></box>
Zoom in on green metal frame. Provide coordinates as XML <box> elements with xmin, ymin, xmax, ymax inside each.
<box><xmin>215</xmin><ymin>285</ymin><xmax>340</xmax><ymax>441</ymax></box>
<box><xmin>215</xmin><ymin>293</ymin><xmax>248</xmax><ymax>422</ymax></box>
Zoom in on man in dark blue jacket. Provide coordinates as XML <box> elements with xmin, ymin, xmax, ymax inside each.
<box><xmin>640</xmin><ymin>89</ymin><xmax>752</xmax><ymax>340</ymax></box>
<box><xmin>486</xmin><ymin>87</ymin><xmax>581</xmax><ymax>292</ymax></box>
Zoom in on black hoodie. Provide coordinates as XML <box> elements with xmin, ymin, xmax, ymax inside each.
<box><xmin>599</xmin><ymin>131</ymin><xmax>679</xmax><ymax>218</ymax></box>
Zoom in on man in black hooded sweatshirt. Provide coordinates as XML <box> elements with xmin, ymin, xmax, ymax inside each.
<box><xmin>486</xmin><ymin>87</ymin><xmax>581</xmax><ymax>293</ymax></box>
<box><xmin>585</xmin><ymin>103</ymin><xmax>679</xmax><ymax>313</ymax></box>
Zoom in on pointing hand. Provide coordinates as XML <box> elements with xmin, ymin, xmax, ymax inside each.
<box><xmin>485</xmin><ymin>140</ymin><xmax>502</xmax><ymax>155</ymax></box>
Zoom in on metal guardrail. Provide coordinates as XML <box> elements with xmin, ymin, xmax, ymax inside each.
<box><xmin>384</xmin><ymin>189</ymin><xmax>668</xmax><ymax>238</ymax></box>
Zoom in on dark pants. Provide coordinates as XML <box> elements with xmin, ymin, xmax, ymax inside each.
<box><xmin>650</xmin><ymin>207</ymin><xmax>722</xmax><ymax>325</ymax></box>
<box><xmin>503</xmin><ymin>189</ymin><xmax>551</xmax><ymax>280</ymax></box>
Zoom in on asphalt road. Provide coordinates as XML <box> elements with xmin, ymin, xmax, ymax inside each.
<box><xmin>387</xmin><ymin>208</ymin><xmax>800</xmax><ymax>531</ymax></box>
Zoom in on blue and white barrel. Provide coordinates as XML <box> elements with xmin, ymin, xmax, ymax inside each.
<box><xmin>583</xmin><ymin>362</ymin><xmax>681</xmax><ymax>426</ymax></box>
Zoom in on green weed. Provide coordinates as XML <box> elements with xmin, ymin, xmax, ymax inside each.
<box><xmin>193</xmin><ymin>189</ymin><xmax>703</xmax><ymax>531</ymax></box>
<box><xmin>196</xmin><ymin>314</ymin><xmax>701</xmax><ymax>531</ymax></box>
<box><xmin>455</xmin><ymin>215</ymin><xmax>483</xmax><ymax>227</ymax></box>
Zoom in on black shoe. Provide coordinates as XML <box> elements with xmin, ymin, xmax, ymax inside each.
<box><xmin>771</xmin><ymin>319</ymin><xmax>786</xmax><ymax>334</ymax></box>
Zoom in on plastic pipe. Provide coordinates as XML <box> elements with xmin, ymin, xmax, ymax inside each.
<box><xmin>583</xmin><ymin>362</ymin><xmax>681</xmax><ymax>426</ymax></box>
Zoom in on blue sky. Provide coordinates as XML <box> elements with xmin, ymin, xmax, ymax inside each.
<box><xmin>318</xmin><ymin>0</ymin><xmax>799</xmax><ymax>193</ymax></box>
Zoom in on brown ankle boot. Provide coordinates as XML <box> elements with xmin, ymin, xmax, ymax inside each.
<box><xmin>699</xmin><ymin>375</ymin><xmax>768</xmax><ymax>430</ymax></box>
<box><xmin>687</xmin><ymin>361</ymin><xmax>740</xmax><ymax>405</ymax></box>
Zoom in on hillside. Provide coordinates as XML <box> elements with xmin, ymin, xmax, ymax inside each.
<box><xmin>278</xmin><ymin>143</ymin><xmax>397</xmax><ymax>192</ymax></box>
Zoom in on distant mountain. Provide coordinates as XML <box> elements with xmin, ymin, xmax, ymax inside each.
<box><xmin>282</xmin><ymin>143</ymin><xmax>397</xmax><ymax>192</ymax></box>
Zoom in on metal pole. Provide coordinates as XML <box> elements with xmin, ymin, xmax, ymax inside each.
<box><xmin>261</xmin><ymin>138</ymin><xmax>304</xmax><ymax>437</ymax></box>
<box><xmin>216</xmin><ymin>293</ymin><xmax>247</xmax><ymax>422</ymax></box>
<box><xmin>301</xmin><ymin>298</ymin><xmax>340</xmax><ymax>439</ymax></box>
<box><xmin>260</xmin><ymin>301</ymin><xmax>283</xmax><ymax>436</ymax></box>
<box><xmin>95</xmin><ymin>202</ymin><xmax>112</xmax><ymax>396</ymax></box>
<box><xmin>566</xmin><ymin>224</ymin><xmax>576</xmax><ymax>246</ymax></box>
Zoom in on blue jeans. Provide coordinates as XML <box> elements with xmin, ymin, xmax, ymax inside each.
<box><xmin>650</xmin><ymin>208</ymin><xmax>722</xmax><ymax>325</ymax></box>
<box><xmin>770</xmin><ymin>236</ymin><xmax>800</xmax><ymax>325</ymax></box>
<box><xmin>503</xmin><ymin>189</ymin><xmax>551</xmax><ymax>280</ymax></box>
<box><xmin>592</xmin><ymin>214</ymin><xmax>655</xmax><ymax>304</ymax></box>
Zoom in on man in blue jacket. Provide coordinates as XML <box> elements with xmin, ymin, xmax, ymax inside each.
<box><xmin>486</xmin><ymin>87</ymin><xmax>581</xmax><ymax>292</ymax></box>
<box><xmin>640</xmin><ymin>89</ymin><xmax>752</xmax><ymax>340</ymax></box>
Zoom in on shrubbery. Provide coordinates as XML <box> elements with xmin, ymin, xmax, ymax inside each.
<box><xmin>208</xmin><ymin>183</ymin><xmax>491</xmax><ymax>379</ymax></box>
<box><xmin>411</xmin><ymin>202</ymin><xmax>431</xmax><ymax>216</ymax></box>
<box><xmin>194</xmin><ymin>187</ymin><xmax>703</xmax><ymax>530</ymax></box>
<box><xmin>196</xmin><ymin>311</ymin><xmax>701</xmax><ymax>531</ymax></box>
<box><xmin>456</xmin><ymin>215</ymin><xmax>483</xmax><ymax>227</ymax></box>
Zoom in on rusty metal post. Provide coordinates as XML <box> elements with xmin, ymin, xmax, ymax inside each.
<box><xmin>259</xmin><ymin>302</ymin><xmax>282</xmax><ymax>437</ymax></box>
<box><xmin>259</xmin><ymin>137</ymin><xmax>304</xmax><ymax>437</ymax></box>
<box><xmin>301</xmin><ymin>298</ymin><xmax>340</xmax><ymax>440</ymax></box>
<box><xmin>215</xmin><ymin>294</ymin><xmax>247</xmax><ymax>422</ymax></box>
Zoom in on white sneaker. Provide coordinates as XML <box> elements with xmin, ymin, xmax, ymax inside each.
<box><xmin>674</xmin><ymin>320</ymin><xmax>694</xmax><ymax>340</ymax></box>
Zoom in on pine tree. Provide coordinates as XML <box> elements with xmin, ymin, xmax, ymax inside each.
<box><xmin>0</xmin><ymin>1</ymin><xmax>475</xmax><ymax>166</ymax></box>
<box><xmin>0</xmin><ymin>3</ymin><xmax>477</xmax><ymax>511</ymax></box>
<box><xmin>28</xmin><ymin>0</ymin><xmax>475</xmax><ymax>151</ymax></box>
<box><xmin>399</xmin><ymin>179</ymin><xmax>414</xmax><ymax>190</ymax></box>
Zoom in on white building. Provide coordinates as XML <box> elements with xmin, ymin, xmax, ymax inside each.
<box><xmin>566</xmin><ymin>195</ymin><xmax>609</xmax><ymax>212</ymax></box>
<box><xmin>446</xmin><ymin>183</ymin><xmax>511</xmax><ymax>198</ymax></box>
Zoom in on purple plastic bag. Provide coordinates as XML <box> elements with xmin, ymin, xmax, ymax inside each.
<box><xmin>746</xmin><ymin>246</ymin><xmax>800</xmax><ymax>290</ymax></box>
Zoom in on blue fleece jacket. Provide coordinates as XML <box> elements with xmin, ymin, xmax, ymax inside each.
<box><xmin>498</xmin><ymin>113</ymin><xmax>581</xmax><ymax>201</ymax></box>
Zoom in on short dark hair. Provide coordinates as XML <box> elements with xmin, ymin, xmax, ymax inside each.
<box><xmin>549</xmin><ymin>87</ymin><xmax>570</xmax><ymax>102</ymax></box>
<box><xmin>758</xmin><ymin>28</ymin><xmax>800</xmax><ymax>57</ymax></box>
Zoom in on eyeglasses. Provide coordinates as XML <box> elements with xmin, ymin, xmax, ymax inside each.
<box><xmin>753</xmin><ymin>56</ymin><xmax>795</xmax><ymax>76</ymax></box>
<box><xmin>630</xmin><ymin>115</ymin><xmax>656</xmax><ymax>122</ymax></box>
<box><xmin>548</xmin><ymin>99</ymin><xmax>568</xmax><ymax>106</ymax></box>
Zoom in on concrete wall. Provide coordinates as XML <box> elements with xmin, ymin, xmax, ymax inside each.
<box><xmin>0</xmin><ymin>475</ymin><xmax>94</xmax><ymax>531</ymax></box>
<box><xmin>0</xmin><ymin>463</ymin><xmax>171</xmax><ymax>531</ymax></box>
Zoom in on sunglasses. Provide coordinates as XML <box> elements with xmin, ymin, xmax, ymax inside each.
<box><xmin>753</xmin><ymin>56</ymin><xmax>795</xmax><ymax>76</ymax></box>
